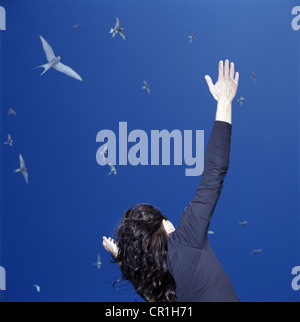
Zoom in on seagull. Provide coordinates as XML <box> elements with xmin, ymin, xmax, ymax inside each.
<box><xmin>14</xmin><ymin>154</ymin><xmax>28</xmax><ymax>184</ymax></box>
<box><xmin>251</xmin><ymin>71</ymin><xmax>256</xmax><ymax>82</ymax></box>
<box><xmin>35</xmin><ymin>35</ymin><xmax>83</xmax><ymax>82</ymax></box>
<box><xmin>73</xmin><ymin>24</ymin><xmax>79</xmax><ymax>31</ymax></box>
<box><xmin>239</xmin><ymin>221</ymin><xmax>248</xmax><ymax>227</ymax></box>
<box><xmin>107</xmin><ymin>163</ymin><xmax>117</xmax><ymax>176</ymax></box>
<box><xmin>33</xmin><ymin>285</ymin><xmax>41</xmax><ymax>293</ymax></box>
<box><xmin>110</xmin><ymin>18</ymin><xmax>125</xmax><ymax>40</ymax></box>
<box><xmin>94</xmin><ymin>254</ymin><xmax>102</xmax><ymax>270</ymax></box>
<box><xmin>142</xmin><ymin>81</ymin><xmax>151</xmax><ymax>95</ymax></box>
<box><xmin>250</xmin><ymin>249</ymin><xmax>263</xmax><ymax>255</ymax></box>
<box><xmin>4</xmin><ymin>134</ymin><xmax>13</xmax><ymax>147</ymax></box>
<box><xmin>237</xmin><ymin>95</ymin><xmax>245</xmax><ymax>106</ymax></box>
<box><xmin>189</xmin><ymin>32</ymin><xmax>196</xmax><ymax>44</ymax></box>
<box><xmin>7</xmin><ymin>108</ymin><xmax>17</xmax><ymax>116</ymax></box>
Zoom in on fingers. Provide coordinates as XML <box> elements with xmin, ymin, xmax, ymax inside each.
<box><xmin>102</xmin><ymin>236</ymin><xmax>116</xmax><ymax>251</ymax></box>
<box><xmin>205</xmin><ymin>75</ymin><xmax>219</xmax><ymax>101</ymax></box>
<box><xmin>103</xmin><ymin>236</ymin><xmax>119</xmax><ymax>258</ymax></box>
<box><xmin>234</xmin><ymin>72</ymin><xmax>239</xmax><ymax>85</ymax></box>
<box><xmin>102</xmin><ymin>236</ymin><xmax>107</xmax><ymax>248</ymax></box>
<box><xmin>224</xmin><ymin>59</ymin><xmax>230</xmax><ymax>79</ymax></box>
<box><xmin>103</xmin><ymin>236</ymin><xmax>115</xmax><ymax>244</ymax></box>
<box><xmin>219</xmin><ymin>59</ymin><xmax>238</xmax><ymax>83</ymax></box>
<box><xmin>230</xmin><ymin>62</ymin><xmax>235</xmax><ymax>80</ymax></box>
<box><xmin>205</xmin><ymin>75</ymin><xmax>214</xmax><ymax>91</ymax></box>
<box><xmin>218</xmin><ymin>60</ymin><xmax>224</xmax><ymax>81</ymax></box>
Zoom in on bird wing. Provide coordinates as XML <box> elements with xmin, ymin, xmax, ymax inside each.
<box><xmin>22</xmin><ymin>171</ymin><xmax>29</xmax><ymax>184</ymax></box>
<box><xmin>115</xmin><ymin>18</ymin><xmax>121</xmax><ymax>30</ymax></box>
<box><xmin>19</xmin><ymin>154</ymin><xmax>25</xmax><ymax>169</ymax></box>
<box><xmin>8</xmin><ymin>109</ymin><xmax>16</xmax><ymax>115</ymax></box>
<box><xmin>34</xmin><ymin>285</ymin><xmax>40</xmax><ymax>292</ymax></box>
<box><xmin>119</xmin><ymin>31</ymin><xmax>126</xmax><ymax>40</ymax></box>
<box><xmin>54</xmin><ymin>62</ymin><xmax>83</xmax><ymax>82</ymax></box>
<box><xmin>39</xmin><ymin>36</ymin><xmax>56</xmax><ymax>63</ymax></box>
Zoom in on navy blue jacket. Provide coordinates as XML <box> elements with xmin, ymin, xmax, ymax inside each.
<box><xmin>167</xmin><ymin>121</ymin><xmax>239</xmax><ymax>302</ymax></box>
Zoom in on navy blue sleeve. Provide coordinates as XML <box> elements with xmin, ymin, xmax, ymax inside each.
<box><xmin>170</xmin><ymin>121</ymin><xmax>232</xmax><ymax>249</ymax></box>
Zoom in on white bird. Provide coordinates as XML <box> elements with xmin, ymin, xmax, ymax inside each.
<box><xmin>189</xmin><ymin>32</ymin><xmax>196</xmax><ymax>44</ymax></box>
<box><xmin>94</xmin><ymin>254</ymin><xmax>102</xmax><ymax>270</ymax></box>
<box><xmin>142</xmin><ymin>81</ymin><xmax>151</xmax><ymax>95</ymax></box>
<box><xmin>237</xmin><ymin>95</ymin><xmax>245</xmax><ymax>106</ymax></box>
<box><xmin>239</xmin><ymin>221</ymin><xmax>248</xmax><ymax>227</ymax></box>
<box><xmin>36</xmin><ymin>36</ymin><xmax>83</xmax><ymax>82</ymax></box>
<box><xmin>251</xmin><ymin>71</ymin><xmax>256</xmax><ymax>82</ymax></box>
<box><xmin>14</xmin><ymin>154</ymin><xmax>28</xmax><ymax>184</ymax></box>
<box><xmin>208</xmin><ymin>231</ymin><xmax>215</xmax><ymax>235</ymax></box>
<box><xmin>107</xmin><ymin>163</ymin><xmax>117</xmax><ymax>176</ymax></box>
<box><xmin>4</xmin><ymin>134</ymin><xmax>13</xmax><ymax>147</ymax></box>
<box><xmin>33</xmin><ymin>285</ymin><xmax>41</xmax><ymax>293</ymax></box>
<box><xmin>250</xmin><ymin>249</ymin><xmax>263</xmax><ymax>255</ymax></box>
<box><xmin>7</xmin><ymin>108</ymin><xmax>17</xmax><ymax>116</ymax></box>
<box><xmin>110</xmin><ymin>18</ymin><xmax>125</xmax><ymax>40</ymax></box>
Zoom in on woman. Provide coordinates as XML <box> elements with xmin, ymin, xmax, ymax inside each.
<box><xmin>103</xmin><ymin>59</ymin><xmax>240</xmax><ymax>302</ymax></box>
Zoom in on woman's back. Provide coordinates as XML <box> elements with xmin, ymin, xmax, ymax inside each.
<box><xmin>167</xmin><ymin>121</ymin><xmax>239</xmax><ymax>302</ymax></box>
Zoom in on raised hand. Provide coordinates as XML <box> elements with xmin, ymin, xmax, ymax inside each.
<box><xmin>205</xmin><ymin>60</ymin><xmax>239</xmax><ymax>104</ymax></box>
<box><xmin>102</xmin><ymin>236</ymin><xmax>119</xmax><ymax>258</ymax></box>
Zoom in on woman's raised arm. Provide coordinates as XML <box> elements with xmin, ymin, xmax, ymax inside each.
<box><xmin>169</xmin><ymin>60</ymin><xmax>239</xmax><ymax>249</ymax></box>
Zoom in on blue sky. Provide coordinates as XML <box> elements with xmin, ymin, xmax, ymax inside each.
<box><xmin>0</xmin><ymin>0</ymin><xmax>299</xmax><ymax>302</ymax></box>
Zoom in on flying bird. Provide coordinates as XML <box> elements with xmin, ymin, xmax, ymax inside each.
<box><xmin>107</xmin><ymin>163</ymin><xmax>117</xmax><ymax>176</ymax></box>
<box><xmin>4</xmin><ymin>134</ymin><xmax>13</xmax><ymax>147</ymax></box>
<box><xmin>36</xmin><ymin>35</ymin><xmax>83</xmax><ymax>82</ymax></box>
<box><xmin>250</xmin><ymin>249</ymin><xmax>263</xmax><ymax>255</ymax></box>
<box><xmin>237</xmin><ymin>95</ymin><xmax>245</xmax><ymax>106</ymax></box>
<box><xmin>33</xmin><ymin>285</ymin><xmax>41</xmax><ymax>293</ymax></box>
<box><xmin>189</xmin><ymin>32</ymin><xmax>196</xmax><ymax>44</ymax></box>
<box><xmin>251</xmin><ymin>71</ymin><xmax>256</xmax><ymax>82</ymax></box>
<box><xmin>239</xmin><ymin>221</ymin><xmax>248</xmax><ymax>227</ymax></box>
<box><xmin>14</xmin><ymin>154</ymin><xmax>28</xmax><ymax>184</ymax></box>
<box><xmin>208</xmin><ymin>231</ymin><xmax>215</xmax><ymax>235</ymax></box>
<box><xmin>73</xmin><ymin>24</ymin><xmax>79</xmax><ymax>31</ymax></box>
<box><xmin>110</xmin><ymin>18</ymin><xmax>125</xmax><ymax>40</ymax></box>
<box><xmin>7</xmin><ymin>108</ymin><xmax>17</xmax><ymax>116</ymax></box>
<box><xmin>142</xmin><ymin>81</ymin><xmax>151</xmax><ymax>95</ymax></box>
<box><xmin>94</xmin><ymin>254</ymin><xmax>102</xmax><ymax>270</ymax></box>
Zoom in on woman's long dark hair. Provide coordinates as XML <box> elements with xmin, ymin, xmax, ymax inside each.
<box><xmin>114</xmin><ymin>204</ymin><xmax>177</xmax><ymax>302</ymax></box>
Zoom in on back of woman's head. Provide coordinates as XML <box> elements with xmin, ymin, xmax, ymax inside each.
<box><xmin>114</xmin><ymin>204</ymin><xmax>177</xmax><ymax>302</ymax></box>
